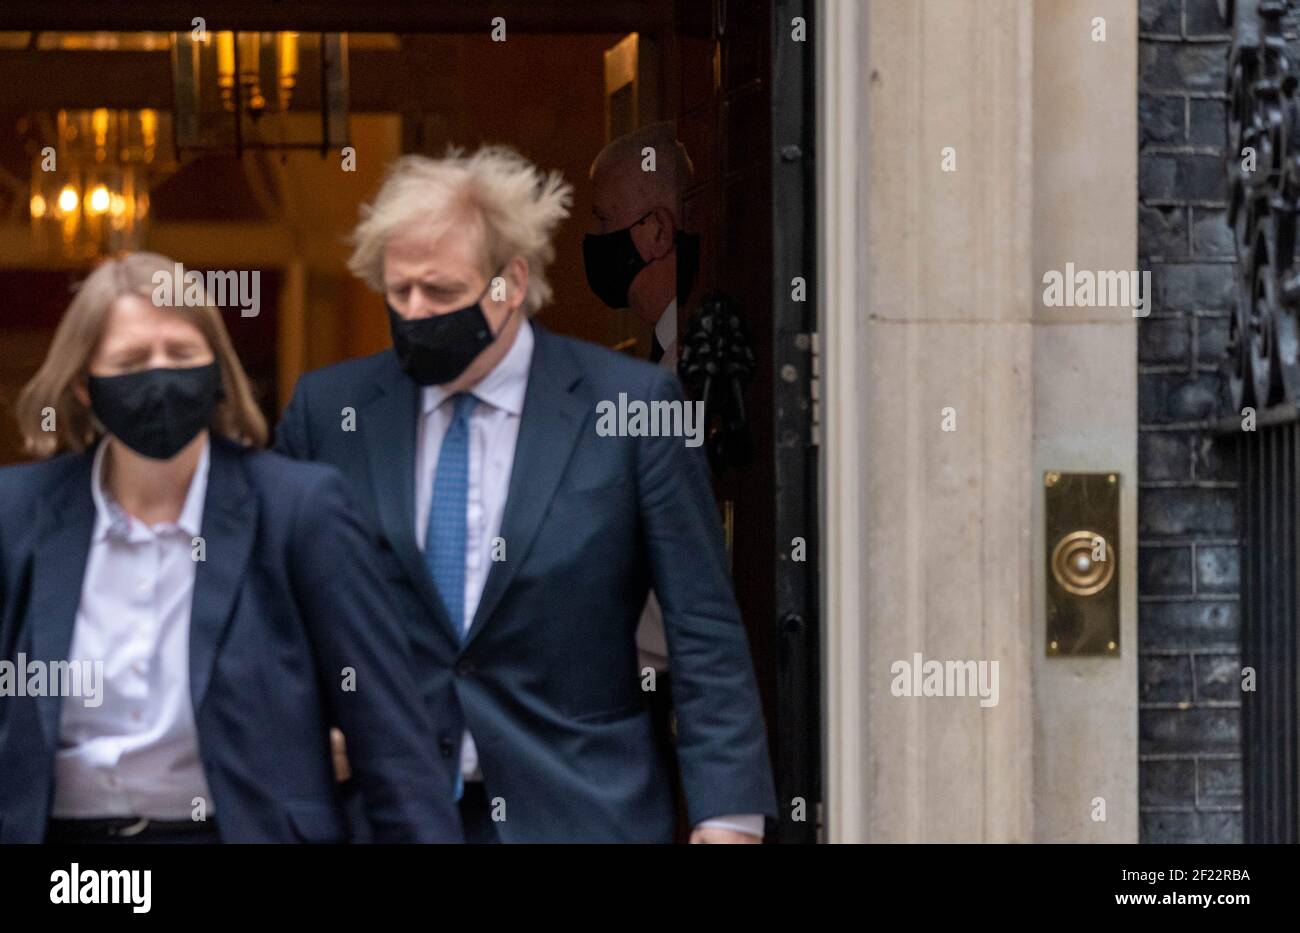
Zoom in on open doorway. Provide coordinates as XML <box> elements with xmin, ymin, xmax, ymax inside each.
<box><xmin>0</xmin><ymin>0</ymin><xmax>820</xmax><ymax>842</ymax></box>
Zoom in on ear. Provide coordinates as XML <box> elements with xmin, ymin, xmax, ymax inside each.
<box><xmin>505</xmin><ymin>256</ymin><xmax>530</xmax><ymax>310</ymax></box>
<box><xmin>646</xmin><ymin>207</ymin><xmax>675</xmax><ymax>260</ymax></box>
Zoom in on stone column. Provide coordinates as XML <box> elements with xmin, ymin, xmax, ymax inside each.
<box><xmin>821</xmin><ymin>0</ymin><xmax>1137</xmax><ymax>842</ymax></box>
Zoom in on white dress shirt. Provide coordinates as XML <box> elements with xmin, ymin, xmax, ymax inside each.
<box><xmin>415</xmin><ymin>316</ymin><xmax>762</xmax><ymax>838</ymax></box>
<box><xmin>51</xmin><ymin>438</ymin><xmax>214</xmax><ymax>820</ymax></box>
<box><xmin>654</xmin><ymin>296</ymin><xmax>679</xmax><ymax>371</ymax></box>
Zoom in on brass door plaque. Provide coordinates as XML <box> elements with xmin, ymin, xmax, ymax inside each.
<box><xmin>1045</xmin><ymin>471</ymin><xmax>1120</xmax><ymax>657</ymax></box>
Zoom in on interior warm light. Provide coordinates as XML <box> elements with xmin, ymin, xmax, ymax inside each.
<box><xmin>92</xmin><ymin>108</ymin><xmax>109</xmax><ymax>148</ymax></box>
<box><xmin>278</xmin><ymin>32</ymin><xmax>299</xmax><ymax>111</ymax></box>
<box><xmin>216</xmin><ymin>31</ymin><xmax>236</xmax><ymax>109</ymax></box>
<box><xmin>237</xmin><ymin>32</ymin><xmax>265</xmax><ymax>112</ymax></box>
<box><xmin>140</xmin><ymin>109</ymin><xmax>157</xmax><ymax>152</ymax></box>
<box><xmin>87</xmin><ymin>184</ymin><xmax>110</xmax><ymax>214</ymax></box>
<box><xmin>57</xmin><ymin>185</ymin><xmax>79</xmax><ymax>214</ymax></box>
<box><xmin>29</xmin><ymin>109</ymin><xmax>170</xmax><ymax>257</ymax></box>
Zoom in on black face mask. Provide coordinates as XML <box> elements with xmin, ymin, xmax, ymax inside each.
<box><xmin>387</xmin><ymin>275</ymin><xmax>510</xmax><ymax>386</ymax></box>
<box><xmin>88</xmin><ymin>362</ymin><xmax>223</xmax><ymax>461</ymax></box>
<box><xmin>583</xmin><ymin>213</ymin><xmax>652</xmax><ymax>309</ymax></box>
<box><xmin>584</xmin><ymin>214</ymin><xmax>698</xmax><ymax>310</ymax></box>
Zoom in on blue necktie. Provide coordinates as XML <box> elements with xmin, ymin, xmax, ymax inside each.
<box><xmin>425</xmin><ymin>391</ymin><xmax>477</xmax><ymax>801</ymax></box>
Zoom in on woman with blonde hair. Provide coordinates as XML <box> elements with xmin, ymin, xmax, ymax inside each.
<box><xmin>0</xmin><ymin>252</ymin><xmax>461</xmax><ymax>844</ymax></box>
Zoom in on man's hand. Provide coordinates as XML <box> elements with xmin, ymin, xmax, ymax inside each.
<box><xmin>330</xmin><ymin>727</ymin><xmax>352</xmax><ymax>783</ymax></box>
<box><xmin>689</xmin><ymin>826</ymin><xmax>762</xmax><ymax>844</ymax></box>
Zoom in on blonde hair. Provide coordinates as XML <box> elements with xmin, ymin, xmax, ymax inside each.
<box><xmin>15</xmin><ymin>252</ymin><xmax>268</xmax><ymax>458</ymax></box>
<box><xmin>347</xmin><ymin>146</ymin><xmax>573</xmax><ymax>315</ymax></box>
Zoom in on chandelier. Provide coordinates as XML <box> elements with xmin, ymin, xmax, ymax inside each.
<box><xmin>28</xmin><ymin>109</ymin><xmax>167</xmax><ymax>259</ymax></box>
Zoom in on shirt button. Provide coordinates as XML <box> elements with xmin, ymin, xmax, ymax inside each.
<box><xmin>438</xmin><ymin>737</ymin><xmax>456</xmax><ymax>758</ymax></box>
<box><xmin>132</xmin><ymin>710</ymin><xmax>142</xmax><ymax>721</ymax></box>
<box><xmin>135</xmin><ymin>579</ymin><xmax>152</xmax><ymax>599</ymax></box>
<box><xmin>455</xmin><ymin>659</ymin><xmax>475</xmax><ymax>676</ymax></box>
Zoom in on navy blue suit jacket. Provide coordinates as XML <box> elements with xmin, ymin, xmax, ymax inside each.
<box><xmin>0</xmin><ymin>437</ymin><xmax>462</xmax><ymax>843</ymax></box>
<box><xmin>275</xmin><ymin>323</ymin><xmax>777</xmax><ymax>842</ymax></box>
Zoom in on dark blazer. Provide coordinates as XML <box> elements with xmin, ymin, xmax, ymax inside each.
<box><xmin>0</xmin><ymin>436</ymin><xmax>462</xmax><ymax>843</ymax></box>
<box><xmin>275</xmin><ymin>323</ymin><xmax>778</xmax><ymax>842</ymax></box>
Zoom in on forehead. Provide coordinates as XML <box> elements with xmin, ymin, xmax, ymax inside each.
<box><xmin>384</xmin><ymin>222</ymin><xmax>486</xmax><ymax>282</ymax></box>
<box><xmin>100</xmin><ymin>294</ymin><xmax>207</xmax><ymax>341</ymax></box>
<box><xmin>590</xmin><ymin>161</ymin><xmax>624</xmax><ymax>202</ymax></box>
<box><xmin>590</xmin><ymin>162</ymin><xmax>647</xmax><ymax>217</ymax></box>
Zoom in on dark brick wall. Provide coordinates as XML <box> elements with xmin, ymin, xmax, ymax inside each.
<box><xmin>1138</xmin><ymin>0</ymin><xmax>1242</xmax><ymax>843</ymax></box>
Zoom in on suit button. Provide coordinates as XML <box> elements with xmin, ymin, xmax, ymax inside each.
<box><xmin>455</xmin><ymin>659</ymin><xmax>475</xmax><ymax>676</ymax></box>
<box><xmin>438</xmin><ymin>737</ymin><xmax>456</xmax><ymax>758</ymax></box>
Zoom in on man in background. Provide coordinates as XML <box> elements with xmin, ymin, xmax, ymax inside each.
<box><xmin>585</xmin><ymin>122</ymin><xmax>698</xmax><ymax>371</ymax></box>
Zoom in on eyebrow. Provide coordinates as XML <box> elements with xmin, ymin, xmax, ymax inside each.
<box><xmin>104</xmin><ymin>335</ymin><xmax>203</xmax><ymax>358</ymax></box>
<box><xmin>385</xmin><ymin>276</ymin><xmax>468</xmax><ymax>291</ymax></box>
<box><xmin>105</xmin><ymin>345</ymin><xmax>150</xmax><ymax>359</ymax></box>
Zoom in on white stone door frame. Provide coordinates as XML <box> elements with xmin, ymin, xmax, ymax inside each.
<box><xmin>816</xmin><ymin>0</ymin><xmax>865</xmax><ymax>843</ymax></box>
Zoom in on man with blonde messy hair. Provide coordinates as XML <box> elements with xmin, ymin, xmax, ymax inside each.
<box><xmin>276</xmin><ymin>146</ymin><xmax>776</xmax><ymax>843</ymax></box>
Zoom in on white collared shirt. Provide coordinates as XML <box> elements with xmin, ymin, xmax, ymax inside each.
<box><xmin>415</xmin><ymin>320</ymin><xmax>533</xmax><ymax>782</ymax></box>
<box><xmin>51</xmin><ymin>438</ymin><xmax>214</xmax><ymax>820</ymax></box>
<box><xmin>654</xmin><ymin>297</ymin><xmax>678</xmax><ymax>371</ymax></box>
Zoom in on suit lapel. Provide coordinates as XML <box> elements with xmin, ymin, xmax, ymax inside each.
<box><xmin>188</xmin><ymin>439</ymin><xmax>258</xmax><ymax>715</ymax></box>
<box><xmin>464</xmin><ymin>326</ymin><xmax>587</xmax><ymax>646</ymax></box>
<box><xmin>30</xmin><ymin>453</ymin><xmax>96</xmax><ymax>749</ymax></box>
<box><xmin>361</xmin><ymin>358</ymin><xmax>461</xmax><ymax>643</ymax></box>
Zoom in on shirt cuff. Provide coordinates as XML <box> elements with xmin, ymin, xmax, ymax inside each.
<box><xmin>696</xmin><ymin>814</ymin><xmax>765</xmax><ymax>839</ymax></box>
